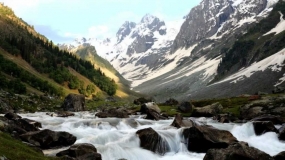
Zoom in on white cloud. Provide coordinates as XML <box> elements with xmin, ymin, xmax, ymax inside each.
<box><xmin>0</xmin><ymin>0</ymin><xmax>54</xmax><ymax>12</ymax></box>
<box><xmin>87</xmin><ymin>25</ymin><xmax>111</xmax><ymax>38</ymax></box>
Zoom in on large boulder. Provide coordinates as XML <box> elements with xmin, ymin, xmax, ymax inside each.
<box><xmin>56</xmin><ymin>143</ymin><xmax>102</xmax><ymax>160</ymax></box>
<box><xmin>178</xmin><ymin>101</ymin><xmax>192</xmax><ymax>113</ymax></box>
<box><xmin>62</xmin><ymin>94</ymin><xmax>85</xmax><ymax>112</ymax></box>
<box><xmin>240</xmin><ymin>104</ymin><xmax>265</xmax><ymax>120</ymax></box>
<box><xmin>136</xmin><ymin>127</ymin><xmax>169</xmax><ymax>155</ymax></box>
<box><xmin>145</xmin><ymin>109</ymin><xmax>168</xmax><ymax>121</ymax></box>
<box><xmin>95</xmin><ymin>108</ymin><xmax>129</xmax><ymax>118</ymax></box>
<box><xmin>274</xmin><ymin>151</ymin><xmax>285</xmax><ymax>160</ymax></box>
<box><xmin>278</xmin><ymin>124</ymin><xmax>285</xmax><ymax>141</ymax></box>
<box><xmin>171</xmin><ymin>114</ymin><xmax>195</xmax><ymax>128</ymax></box>
<box><xmin>252</xmin><ymin>121</ymin><xmax>278</xmax><ymax>135</ymax></box>
<box><xmin>183</xmin><ymin>125</ymin><xmax>237</xmax><ymax>153</ymax></box>
<box><xmin>192</xmin><ymin>102</ymin><xmax>223</xmax><ymax>117</ymax></box>
<box><xmin>204</xmin><ymin>142</ymin><xmax>273</xmax><ymax>160</ymax></box>
<box><xmin>251</xmin><ymin>115</ymin><xmax>285</xmax><ymax>125</ymax></box>
<box><xmin>140</xmin><ymin>102</ymin><xmax>161</xmax><ymax>114</ymax></box>
<box><xmin>20</xmin><ymin>129</ymin><xmax>76</xmax><ymax>149</ymax></box>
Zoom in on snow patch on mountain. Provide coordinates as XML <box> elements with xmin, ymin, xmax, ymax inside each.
<box><xmin>264</xmin><ymin>11</ymin><xmax>285</xmax><ymax>36</ymax></box>
<box><xmin>214</xmin><ymin>48</ymin><xmax>285</xmax><ymax>84</ymax></box>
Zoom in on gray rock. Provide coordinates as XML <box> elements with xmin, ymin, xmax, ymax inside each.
<box><xmin>56</xmin><ymin>143</ymin><xmax>101</xmax><ymax>160</ymax></box>
<box><xmin>252</xmin><ymin>121</ymin><xmax>278</xmax><ymax>135</ymax></box>
<box><xmin>20</xmin><ymin>129</ymin><xmax>76</xmax><ymax>149</ymax></box>
<box><xmin>192</xmin><ymin>102</ymin><xmax>223</xmax><ymax>117</ymax></box>
<box><xmin>183</xmin><ymin>125</ymin><xmax>237</xmax><ymax>153</ymax></box>
<box><xmin>62</xmin><ymin>94</ymin><xmax>85</xmax><ymax>112</ymax></box>
<box><xmin>178</xmin><ymin>101</ymin><xmax>193</xmax><ymax>113</ymax></box>
<box><xmin>171</xmin><ymin>114</ymin><xmax>195</xmax><ymax>128</ymax></box>
<box><xmin>204</xmin><ymin>141</ymin><xmax>273</xmax><ymax>160</ymax></box>
<box><xmin>278</xmin><ymin>124</ymin><xmax>285</xmax><ymax>141</ymax></box>
<box><xmin>140</xmin><ymin>102</ymin><xmax>161</xmax><ymax>114</ymax></box>
<box><xmin>136</xmin><ymin>127</ymin><xmax>170</xmax><ymax>155</ymax></box>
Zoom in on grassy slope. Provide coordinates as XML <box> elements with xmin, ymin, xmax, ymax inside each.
<box><xmin>0</xmin><ymin>132</ymin><xmax>58</xmax><ymax>160</ymax></box>
<box><xmin>74</xmin><ymin>45</ymin><xmax>142</xmax><ymax>100</ymax></box>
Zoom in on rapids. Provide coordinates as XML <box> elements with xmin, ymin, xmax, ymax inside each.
<box><xmin>19</xmin><ymin>112</ymin><xmax>285</xmax><ymax>160</ymax></box>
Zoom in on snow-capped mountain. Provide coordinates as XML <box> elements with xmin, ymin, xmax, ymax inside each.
<box><xmin>60</xmin><ymin>0</ymin><xmax>285</xmax><ymax>101</ymax></box>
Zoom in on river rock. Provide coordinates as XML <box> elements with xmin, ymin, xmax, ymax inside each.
<box><xmin>136</xmin><ymin>127</ymin><xmax>170</xmax><ymax>155</ymax></box>
<box><xmin>252</xmin><ymin>121</ymin><xmax>278</xmax><ymax>135</ymax></box>
<box><xmin>251</xmin><ymin>115</ymin><xmax>285</xmax><ymax>125</ymax></box>
<box><xmin>213</xmin><ymin>113</ymin><xmax>237</xmax><ymax>123</ymax></box>
<box><xmin>178</xmin><ymin>101</ymin><xmax>192</xmax><ymax>113</ymax></box>
<box><xmin>140</xmin><ymin>102</ymin><xmax>161</xmax><ymax>114</ymax></box>
<box><xmin>204</xmin><ymin>142</ymin><xmax>274</xmax><ymax>160</ymax></box>
<box><xmin>20</xmin><ymin>129</ymin><xmax>76</xmax><ymax>149</ymax></box>
<box><xmin>4</xmin><ymin>112</ymin><xmax>21</xmax><ymax>120</ymax></box>
<box><xmin>95</xmin><ymin>108</ymin><xmax>129</xmax><ymax>118</ymax></box>
<box><xmin>56</xmin><ymin>111</ymin><xmax>75</xmax><ymax>117</ymax></box>
<box><xmin>145</xmin><ymin>109</ymin><xmax>168</xmax><ymax>121</ymax></box>
<box><xmin>192</xmin><ymin>102</ymin><xmax>223</xmax><ymax>117</ymax></box>
<box><xmin>56</xmin><ymin>143</ymin><xmax>102</xmax><ymax>160</ymax></box>
<box><xmin>278</xmin><ymin>124</ymin><xmax>285</xmax><ymax>141</ymax></box>
<box><xmin>183</xmin><ymin>125</ymin><xmax>237</xmax><ymax>153</ymax></box>
<box><xmin>171</xmin><ymin>114</ymin><xmax>195</xmax><ymax>128</ymax></box>
<box><xmin>274</xmin><ymin>151</ymin><xmax>285</xmax><ymax>160</ymax></box>
<box><xmin>62</xmin><ymin>94</ymin><xmax>85</xmax><ymax>112</ymax></box>
<box><xmin>240</xmin><ymin>104</ymin><xmax>265</xmax><ymax>120</ymax></box>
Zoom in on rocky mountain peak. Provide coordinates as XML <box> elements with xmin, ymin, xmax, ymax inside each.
<box><xmin>116</xmin><ymin>21</ymin><xmax>136</xmax><ymax>43</ymax></box>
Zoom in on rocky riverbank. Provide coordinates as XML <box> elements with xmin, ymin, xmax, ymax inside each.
<box><xmin>1</xmin><ymin>92</ymin><xmax>285</xmax><ymax>159</ymax></box>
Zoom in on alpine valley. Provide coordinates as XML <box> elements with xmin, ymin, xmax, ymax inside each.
<box><xmin>61</xmin><ymin>0</ymin><xmax>285</xmax><ymax>101</ymax></box>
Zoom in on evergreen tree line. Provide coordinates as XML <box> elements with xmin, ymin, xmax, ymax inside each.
<box><xmin>0</xmin><ymin>10</ymin><xmax>117</xmax><ymax>95</ymax></box>
<box><xmin>0</xmin><ymin>54</ymin><xmax>63</xmax><ymax>96</ymax></box>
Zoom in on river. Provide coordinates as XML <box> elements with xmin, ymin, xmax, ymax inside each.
<box><xmin>20</xmin><ymin>112</ymin><xmax>285</xmax><ymax>160</ymax></box>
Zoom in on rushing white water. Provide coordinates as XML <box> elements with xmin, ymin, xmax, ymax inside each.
<box><xmin>19</xmin><ymin>112</ymin><xmax>285</xmax><ymax>160</ymax></box>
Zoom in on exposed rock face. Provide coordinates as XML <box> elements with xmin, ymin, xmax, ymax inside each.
<box><xmin>62</xmin><ymin>94</ymin><xmax>85</xmax><ymax>112</ymax></box>
<box><xmin>252</xmin><ymin>121</ymin><xmax>278</xmax><ymax>135</ymax></box>
<box><xmin>178</xmin><ymin>101</ymin><xmax>193</xmax><ymax>113</ymax></box>
<box><xmin>95</xmin><ymin>108</ymin><xmax>129</xmax><ymax>118</ymax></box>
<box><xmin>164</xmin><ymin>98</ymin><xmax>179</xmax><ymax>106</ymax></box>
<box><xmin>136</xmin><ymin>127</ymin><xmax>169</xmax><ymax>155</ymax></box>
<box><xmin>278</xmin><ymin>124</ymin><xmax>285</xmax><ymax>141</ymax></box>
<box><xmin>172</xmin><ymin>0</ymin><xmax>269</xmax><ymax>53</ymax></box>
<box><xmin>116</xmin><ymin>21</ymin><xmax>136</xmax><ymax>43</ymax></box>
<box><xmin>240</xmin><ymin>104</ymin><xmax>265</xmax><ymax>120</ymax></box>
<box><xmin>56</xmin><ymin>143</ymin><xmax>102</xmax><ymax>160</ymax></box>
<box><xmin>204</xmin><ymin>142</ymin><xmax>274</xmax><ymax>160</ymax></box>
<box><xmin>183</xmin><ymin>125</ymin><xmax>237</xmax><ymax>153</ymax></box>
<box><xmin>251</xmin><ymin>115</ymin><xmax>285</xmax><ymax>125</ymax></box>
<box><xmin>20</xmin><ymin>129</ymin><xmax>76</xmax><ymax>149</ymax></box>
<box><xmin>171</xmin><ymin>114</ymin><xmax>195</xmax><ymax>128</ymax></box>
<box><xmin>192</xmin><ymin>102</ymin><xmax>223</xmax><ymax>117</ymax></box>
<box><xmin>140</xmin><ymin>102</ymin><xmax>161</xmax><ymax>114</ymax></box>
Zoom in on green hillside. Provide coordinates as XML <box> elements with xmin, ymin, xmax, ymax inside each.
<box><xmin>0</xmin><ymin>3</ymin><xmax>119</xmax><ymax>97</ymax></box>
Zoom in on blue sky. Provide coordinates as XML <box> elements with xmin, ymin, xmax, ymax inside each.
<box><xmin>0</xmin><ymin>0</ymin><xmax>201</xmax><ymax>43</ymax></box>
